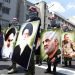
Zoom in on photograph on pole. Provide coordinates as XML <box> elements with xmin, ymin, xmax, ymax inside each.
<box><xmin>12</xmin><ymin>20</ymin><xmax>40</xmax><ymax>70</ymax></box>
<box><xmin>40</xmin><ymin>28</ymin><xmax>61</xmax><ymax>74</ymax></box>
<box><xmin>2</xmin><ymin>26</ymin><xmax>17</xmax><ymax>59</ymax></box>
<box><xmin>41</xmin><ymin>28</ymin><xmax>61</xmax><ymax>61</ymax></box>
<box><xmin>61</xmin><ymin>30</ymin><xmax>75</xmax><ymax>59</ymax></box>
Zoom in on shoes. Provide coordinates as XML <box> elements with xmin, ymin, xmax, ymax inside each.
<box><xmin>2</xmin><ymin>58</ymin><xmax>9</xmax><ymax>61</ymax></box>
<box><xmin>8</xmin><ymin>68</ymin><xmax>17</xmax><ymax>74</ymax></box>
<box><xmin>52</xmin><ymin>71</ymin><xmax>57</xmax><ymax>75</ymax></box>
<box><xmin>44</xmin><ymin>69</ymin><xmax>51</xmax><ymax>73</ymax></box>
<box><xmin>64</xmin><ymin>65</ymin><xmax>68</xmax><ymax>67</ymax></box>
<box><xmin>53</xmin><ymin>70</ymin><xmax>56</xmax><ymax>74</ymax></box>
<box><xmin>69</xmin><ymin>63</ymin><xmax>72</xmax><ymax>67</ymax></box>
<box><xmin>7</xmin><ymin>66</ymin><xmax>13</xmax><ymax>70</ymax></box>
<box><xmin>38</xmin><ymin>63</ymin><xmax>42</xmax><ymax>66</ymax></box>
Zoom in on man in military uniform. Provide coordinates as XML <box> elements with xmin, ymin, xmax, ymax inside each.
<box><xmin>62</xmin><ymin>34</ymin><xmax>73</xmax><ymax>67</ymax></box>
<box><xmin>42</xmin><ymin>31</ymin><xmax>61</xmax><ymax>74</ymax></box>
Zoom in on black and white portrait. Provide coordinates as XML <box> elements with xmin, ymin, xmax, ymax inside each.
<box><xmin>12</xmin><ymin>20</ymin><xmax>40</xmax><ymax>69</ymax></box>
<box><xmin>2</xmin><ymin>27</ymin><xmax>17</xmax><ymax>59</ymax></box>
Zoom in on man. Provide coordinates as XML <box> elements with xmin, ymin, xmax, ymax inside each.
<box><xmin>42</xmin><ymin>31</ymin><xmax>61</xmax><ymax>74</ymax></box>
<box><xmin>62</xmin><ymin>34</ymin><xmax>73</xmax><ymax>67</ymax></box>
<box><xmin>8</xmin><ymin>5</ymin><xmax>41</xmax><ymax>75</ymax></box>
<box><xmin>0</xmin><ymin>25</ymin><xmax>3</xmax><ymax>59</ymax></box>
<box><xmin>35</xmin><ymin>34</ymin><xmax>42</xmax><ymax>65</ymax></box>
<box><xmin>2</xmin><ymin>27</ymin><xmax>16</xmax><ymax>59</ymax></box>
<box><xmin>8</xmin><ymin>23</ymin><xmax>33</xmax><ymax>74</ymax></box>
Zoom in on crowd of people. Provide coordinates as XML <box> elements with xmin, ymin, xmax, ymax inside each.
<box><xmin>0</xmin><ymin>6</ymin><xmax>75</xmax><ymax>75</ymax></box>
<box><xmin>62</xmin><ymin>33</ymin><xmax>75</xmax><ymax>67</ymax></box>
<box><xmin>0</xmin><ymin>25</ymin><xmax>4</xmax><ymax>59</ymax></box>
<box><xmin>42</xmin><ymin>31</ymin><xmax>61</xmax><ymax>74</ymax></box>
<box><xmin>1</xmin><ymin>25</ymin><xmax>75</xmax><ymax>75</ymax></box>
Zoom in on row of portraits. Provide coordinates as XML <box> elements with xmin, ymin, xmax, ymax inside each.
<box><xmin>1</xmin><ymin>20</ymin><xmax>75</xmax><ymax>69</ymax></box>
<box><xmin>2</xmin><ymin>20</ymin><xmax>40</xmax><ymax>70</ymax></box>
<box><xmin>41</xmin><ymin>28</ymin><xmax>75</xmax><ymax>60</ymax></box>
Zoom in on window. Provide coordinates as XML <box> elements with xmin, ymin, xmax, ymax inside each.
<box><xmin>0</xmin><ymin>3</ymin><xmax>2</xmax><ymax>10</ymax></box>
<box><xmin>51</xmin><ymin>18</ymin><xmax>60</xmax><ymax>28</ymax></box>
<box><xmin>3</xmin><ymin>0</ymin><xmax>10</xmax><ymax>3</ymax></box>
<box><xmin>27</xmin><ymin>5</ymin><xmax>30</xmax><ymax>10</ymax></box>
<box><xmin>47</xmin><ymin>24</ymin><xmax>51</xmax><ymax>29</ymax></box>
<box><xmin>2</xmin><ymin>7</ymin><xmax>10</xmax><ymax>14</ymax></box>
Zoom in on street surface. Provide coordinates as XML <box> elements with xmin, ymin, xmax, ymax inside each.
<box><xmin>0</xmin><ymin>59</ymin><xmax>75</xmax><ymax>75</ymax></box>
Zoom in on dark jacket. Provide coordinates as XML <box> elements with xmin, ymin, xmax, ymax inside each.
<box><xmin>49</xmin><ymin>49</ymin><xmax>61</xmax><ymax>63</ymax></box>
<box><xmin>0</xmin><ymin>32</ymin><xmax>3</xmax><ymax>58</ymax></box>
<box><xmin>12</xmin><ymin>44</ymin><xmax>31</xmax><ymax>70</ymax></box>
<box><xmin>0</xmin><ymin>32</ymin><xmax>3</xmax><ymax>48</ymax></box>
<box><xmin>35</xmin><ymin>45</ymin><xmax>40</xmax><ymax>55</ymax></box>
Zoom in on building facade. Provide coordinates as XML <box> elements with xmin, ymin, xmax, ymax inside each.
<box><xmin>0</xmin><ymin>0</ymin><xmax>19</xmax><ymax>28</ymax></box>
<box><xmin>35</xmin><ymin>1</ymin><xmax>50</xmax><ymax>29</ymax></box>
<box><xmin>35</xmin><ymin>1</ymin><xmax>75</xmax><ymax>30</ymax></box>
<box><xmin>0</xmin><ymin>0</ymin><xmax>75</xmax><ymax>30</ymax></box>
<box><xmin>48</xmin><ymin>12</ymin><xmax>75</xmax><ymax>31</ymax></box>
<box><xmin>19</xmin><ymin>0</ymin><xmax>34</xmax><ymax>24</ymax></box>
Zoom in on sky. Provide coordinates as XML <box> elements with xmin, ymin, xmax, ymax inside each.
<box><xmin>27</xmin><ymin>0</ymin><xmax>75</xmax><ymax>21</ymax></box>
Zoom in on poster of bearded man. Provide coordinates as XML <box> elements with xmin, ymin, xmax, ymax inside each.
<box><xmin>12</xmin><ymin>20</ymin><xmax>40</xmax><ymax>70</ymax></box>
<box><xmin>41</xmin><ymin>28</ymin><xmax>61</xmax><ymax>73</ymax></box>
<box><xmin>61</xmin><ymin>31</ymin><xmax>75</xmax><ymax>58</ymax></box>
<box><xmin>41</xmin><ymin>28</ymin><xmax>61</xmax><ymax>61</ymax></box>
<box><xmin>2</xmin><ymin>26</ymin><xmax>17</xmax><ymax>59</ymax></box>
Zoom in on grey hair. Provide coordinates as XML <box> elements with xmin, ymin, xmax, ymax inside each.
<box><xmin>42</xmin><ymin>31</ymin><xmax>58</xmax><ymax>42</ymax></box>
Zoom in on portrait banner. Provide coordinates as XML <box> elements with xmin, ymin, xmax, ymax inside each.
<box><xmin>12</xmin><ymin>20</ymin><xmax>40</xmax><ymax>70</ymax></box>
<box><xmin>2</xmin><ymin>26</ymin><xmax>17</xmax><ymax>59</ymax></box>
<box><xmin>41</xmin><ymin>28</ymin><xmax>61</xmax><ymax>60</ymax></box>
<box><xmin>61</xmin><ymin>30</ymin><xmax>75</xmax><ymax>58</ymax></box>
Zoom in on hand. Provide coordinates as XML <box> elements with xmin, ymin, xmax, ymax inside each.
<box><xmin>51</xmin><ymin>57</ymin><xmax>55</xmax><ymax>63</ymax></box>
<box><xmin>57</xmin><ymin>54</ymin><xmax>61</xmax><ymax>58</ymax></box>
<box><xmin>69</xmin><ymin>53</ymin><xmax>75</xmax><ymax>58</ymax></box>
<box><xmin>64</xmin><ymin>54</ymin><xmax>68</xmax><ymax>57</ymax></box>
<box><xmin>64</xmin><ymin>54</ymin><xmax>72</xmax><ymax>58</ymax></box>
<box><xmin>72</xmin><ymin>52</ymin><xmax>75</xmax><ymax>57</ymax></box>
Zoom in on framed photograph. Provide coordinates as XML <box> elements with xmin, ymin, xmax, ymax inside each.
<box><xmin>12</xmin><ymin>20</ymin><xmax>40</xmax><ymax>70</ymax></box>
<box><xmin>41</xmin><ymin>28</ymin><xmax>61</xmax><ymax>60</ymax></box>
<box><xmin>2</xmin><ymin>26</ymin><xmax>17</xmax><ymax>59</ymax></box>
<box><xmin>61</xmin><ymin>31</ymin><xmax>75</xmax><ymax>58</ymax></box>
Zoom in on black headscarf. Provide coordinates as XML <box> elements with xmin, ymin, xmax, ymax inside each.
<box><xmin>22</xmin><ymin>23</ymin><xmax>33</xmax><ymax>36</ymax></box>
<box><xmin>5</xmin><ymin>28</ymin><xmax>16</xmax><ymax>41</ymax></box>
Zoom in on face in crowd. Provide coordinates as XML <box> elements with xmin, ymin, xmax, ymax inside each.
<box><xmin>22</xmin><ymin>23</ymin><xmax>33</xmax><ymax>41</ymax></box>
<box><xmin>64</xmin><ymin>34</ymin><xmax>70</xmax><ymax>42</ymax></box>
<box><xmin>6</xmin><ymin>33</ymin><xmax>14</xmax><ymax>47</ymax></box>
<box><xmin>5</xmin><ymin>28</ymin><xmax>16</xmax><ymax>48</ymax></box>
<box><xmin>42</xmin><ymin>32</ymin><xmax>58</xmax><ymax>54</ymax></box>
<box><xmin>22</xmin><ymin>29</ymin><xmax>30</xmax><ymax>40</ymax></box>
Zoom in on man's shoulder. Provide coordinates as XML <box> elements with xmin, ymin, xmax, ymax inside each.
<box><xmin>62</xmin><ymin>40</ymin><xmax>65</xmax><ymax>43</ymax></box>
<box><xmin>24</xmin><ymin>44</ymin><xmax>30</xmax><ymax>49</ymax></box>
<box><xmin>14</xmin><ymin>45</ymin><xmax>20</xmax><ymax>50</ymax></box>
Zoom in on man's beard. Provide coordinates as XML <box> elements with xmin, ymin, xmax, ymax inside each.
<box><xmin>7</xmin><ymin>43</ymin><xmax>10</xmax><ymax>47</ymax></box>
<box><xmin>45</xmin><ymin>44</ymin><xmax>55</xmax><ymax>54</ymax></box>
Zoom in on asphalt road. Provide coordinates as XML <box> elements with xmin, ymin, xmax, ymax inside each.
<box><xmin>0</xmin><ymin>59</ymin><xmax>75</xmax><ymax>75</ymax></box>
